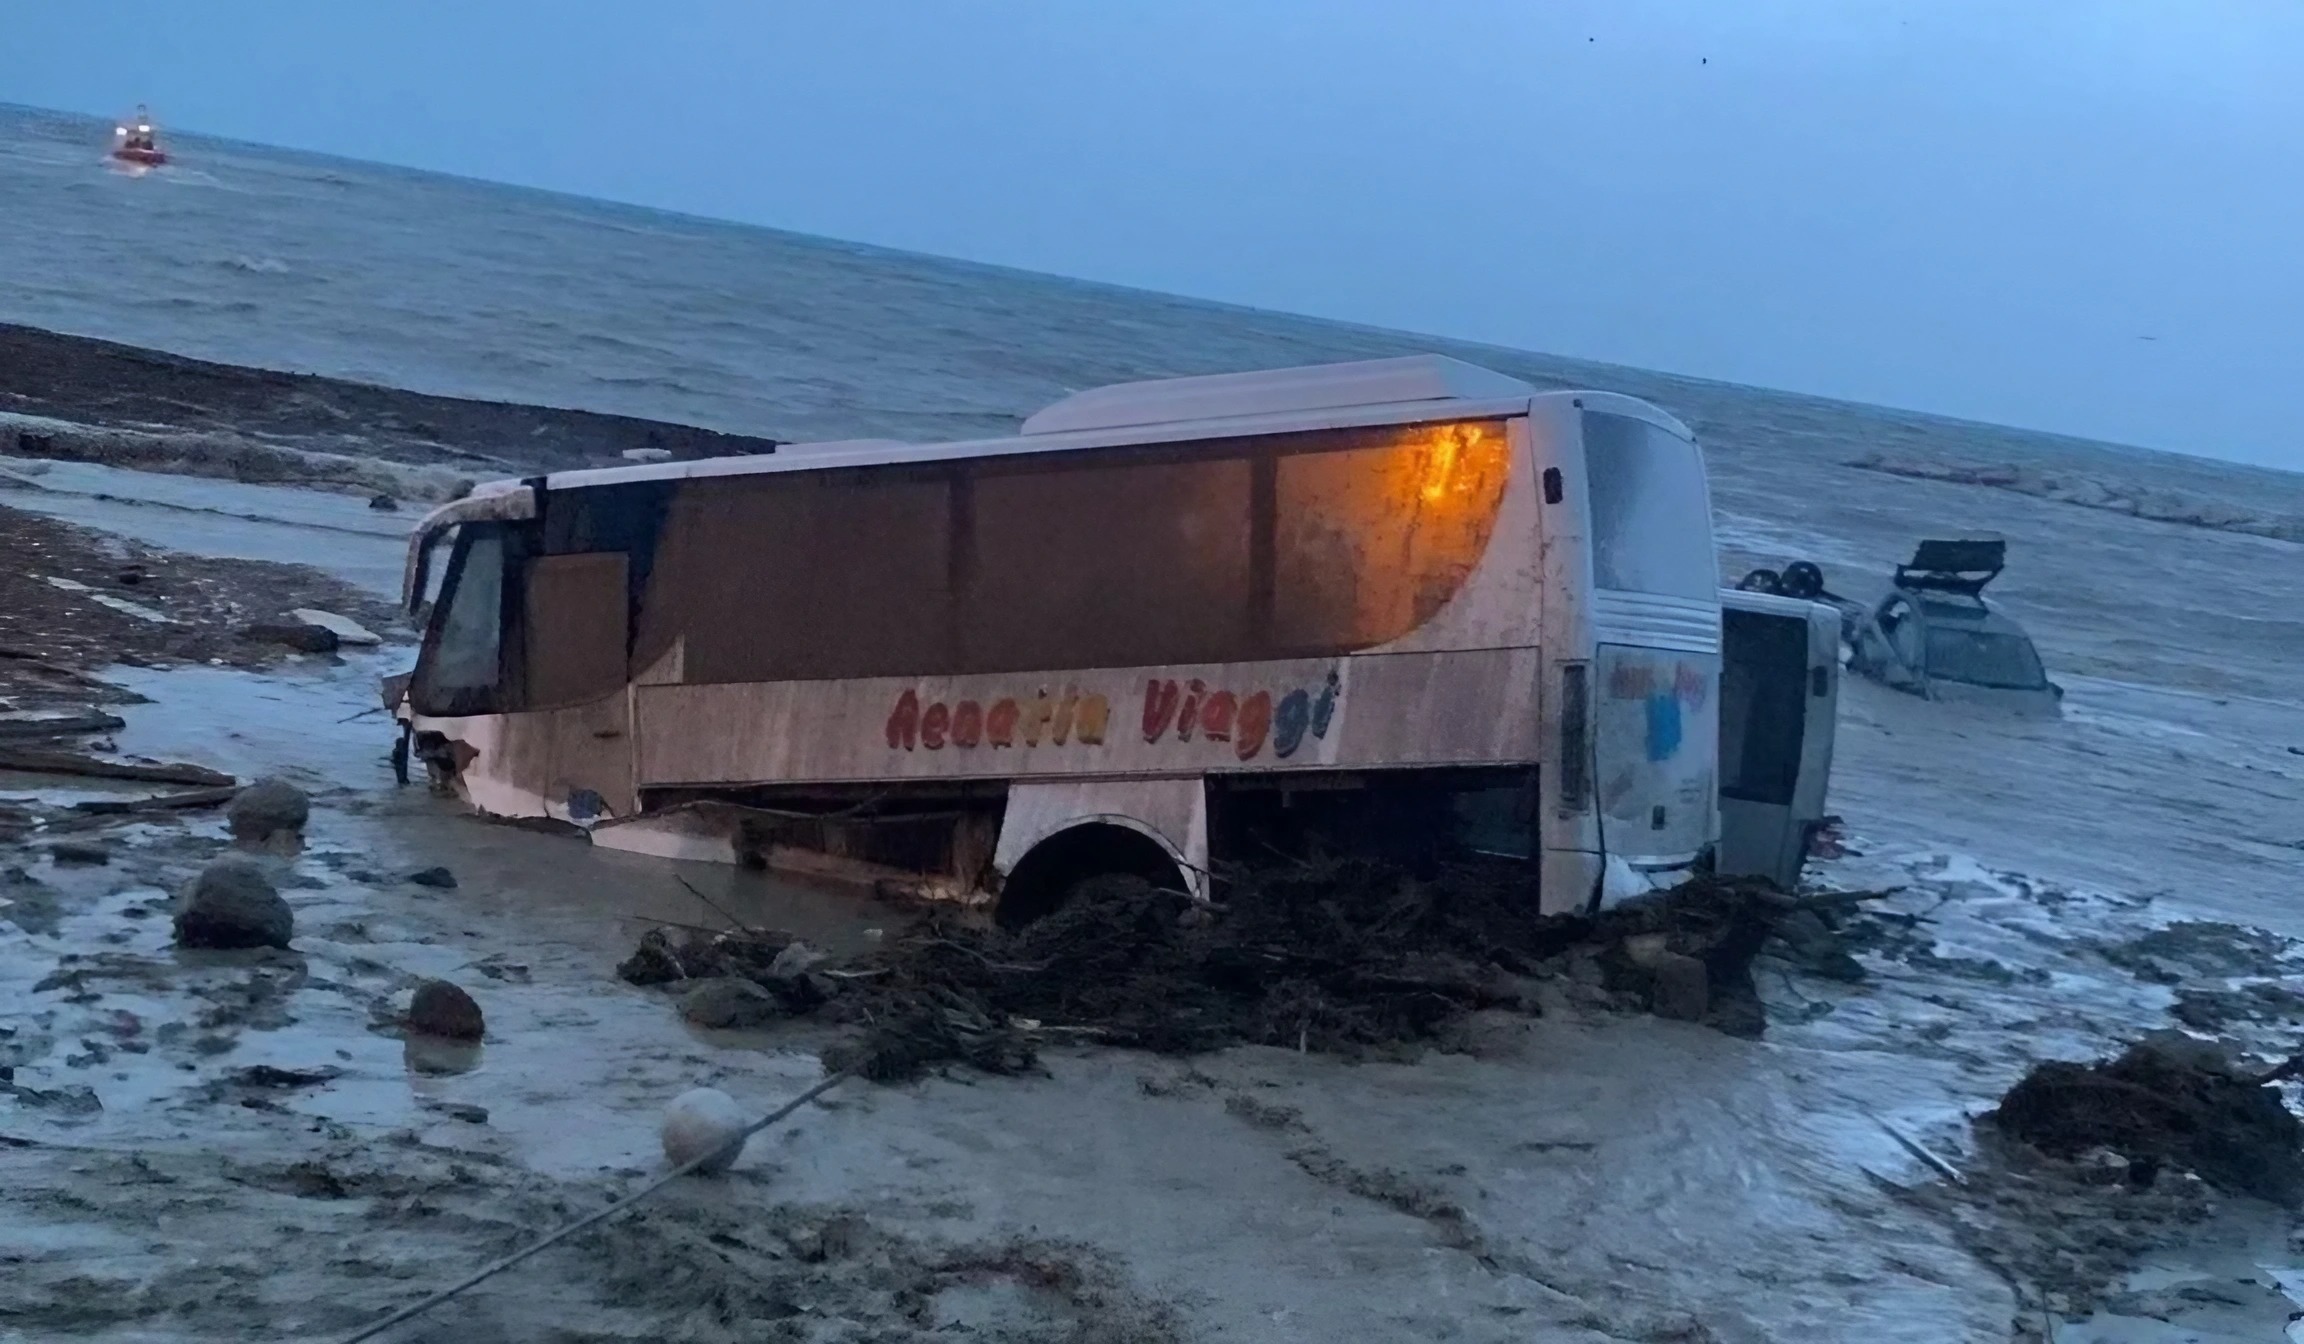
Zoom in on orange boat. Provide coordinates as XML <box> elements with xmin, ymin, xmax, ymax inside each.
<box><xmin>110</xmin><ymin>105</ymin><xmax>168</xmax><ymax>166</ymax></box>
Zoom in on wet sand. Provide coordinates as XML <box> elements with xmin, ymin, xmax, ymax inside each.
<box><xmin>0</xmin><ymin>376</ymin><xmax>2300</xmax><ymax>1339</ymax></box>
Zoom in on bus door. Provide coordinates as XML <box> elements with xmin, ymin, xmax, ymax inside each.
<box><xmin>1717</xmin><ymin>596</ymin><xmax>1838</xmax><ymax>889</ymax></box>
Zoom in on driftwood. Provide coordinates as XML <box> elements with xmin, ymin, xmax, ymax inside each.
<box><xmin>69</xmin><ymin>785</ymin><xmax>240</xmax><ymax>814</ymax></box>
<box><xmin>0</xmin><ymin>748</ymin><xmax>234</xmax><ymax>787</ymax></box>
<box><xmin>0</xmin><ymin>711</ymin><xmax>127</xmax><ymax>740</ymax></box>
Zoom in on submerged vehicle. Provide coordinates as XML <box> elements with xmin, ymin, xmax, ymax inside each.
<box><xmin>1717</xmin><ymin>588</ymin><xmax>1839</xmax><ymax>890</ymax></box>
<box><xmin>1741</xmin><ymin>537</ymin><xmax>2061</xmax><ymax>715</ymax></box>
<box><xmin>110</xmin><ymin>106</ymin><xmax>167</xmax><ymax>166</ymax></box>
<box><xmin>389</xmin><ymin>355</ymin><xmax>1724</xmax><ymax>918</ymax></box>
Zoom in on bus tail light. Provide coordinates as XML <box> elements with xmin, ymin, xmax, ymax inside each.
<box><xmin>1558</xmin><ymin>662</ymin><xmax>1590</xmax><ymax>812</ymax></box>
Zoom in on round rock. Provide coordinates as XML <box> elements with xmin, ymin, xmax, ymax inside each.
<box><xmin>679</xmin><ymin>977</ymin><xmax>784</xmax><ymax>1030</ymax></box>
<box><xmin>661</xmin><ymin>1087</ymin><xmax>748</xmax><ymax>1174</ymax></box>
<box><xmin>175</xmin><ymin>856</ymin><xmax>294</xmax><ymax>950</ymax></box>
<box><xmin>408</xmin><ymin>979</ymin><xmax>485</xmax><ymax>1040</ymax></box>
<box><xmin>228</xmin><ymin>778</ymin><xmax>311</xmax><ymax>843</ymax></box>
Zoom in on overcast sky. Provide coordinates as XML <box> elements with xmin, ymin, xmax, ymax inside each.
<box><xmin>9</xmin><ymin>1</ymin><xmax>2300</xmax><ymax>469</ymax></box>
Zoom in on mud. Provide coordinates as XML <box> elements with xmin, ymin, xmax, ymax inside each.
<box><xmin>1987</xmin><ymin>1038</ymin><xmax>2304</xmax><ymax>1206</ymax></box>
<box><xmin>0</xmin><ymin>499</ymin><xmax>404</xmax><ymax>709</ymax></box>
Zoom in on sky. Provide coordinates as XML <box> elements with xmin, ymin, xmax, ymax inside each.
<box><xmin>7</xmin><ymin>0</ymin><xmax>2302</xmax><ymax>469</ymax></box>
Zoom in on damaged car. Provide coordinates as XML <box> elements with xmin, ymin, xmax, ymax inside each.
<box><xmin>1739</xmin><ymin>537</ymin><xmax>2062</xmax><ymax>716</ymax></box>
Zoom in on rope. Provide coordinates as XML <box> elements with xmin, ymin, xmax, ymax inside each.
<box><xmin>334</xmin><ymin>1069</ymin><xmax>854</xmax><ymax>1344</ymax></box>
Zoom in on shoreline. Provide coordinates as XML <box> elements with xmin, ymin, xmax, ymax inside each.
<box><xmin>0</xmin><ymin>321</ymin><xmax>781</xmax><ymax>497</ymax></box>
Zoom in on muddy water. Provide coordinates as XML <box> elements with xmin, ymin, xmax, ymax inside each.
<box><xmin>2</xmin><ymin>465</ymin><xmax>2300</xmax><ymax>1338</ymax></box>
<box><xmin>0</xmin><ymin>453</ymin><xmax>411</xmax><ymax>595</ymax></box>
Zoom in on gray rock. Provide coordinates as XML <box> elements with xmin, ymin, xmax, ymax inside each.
<box><xmin>679</xmin><ymin>977</ymin><xmax>784</xmax><ymax>1030</ymax></box>
<box><xmin>288</xmin><ymin>609</ymin><xmax>383</xmax><ymax>647</ymax></box>
<box><xmin>174</xmin><ymin>857</ymin><xmax>294</xmax><ymax>950</ymax></box>
<box><xmin>766</xmin><ymin>940</ymin><xmax>826</xmax><ymax>980</ymax></box>
<box><xmin>242</xmin><ymin>621</ymin><xmax>339</xmax><ymax>655</ymax></box>
<box><xmin>228</xmin><ymin>778</ymin><xmax>310</xmax><ymax>842</ymax></box>
<box><xmin>367</xmin><ymin>494</ymin><xmax>401</xmax><ymax>512</ymax></box>
<box><xmin>47</xmin><ymin>840</ymin><xmax>111</xmax><ymax>866</ymax></box>
<box><xmin>1647</xmin><ymin>952</ymin><xmax>1710</xmax><ymax>1022</ymax></box>
<box><xmin>407</xmin><ymin>866</ymin><xmax>457</xmax><ymax>889</ymax></box>
<box><xmin>408</xmin><ymin>979</ymin><xmax>485</xmax><ymax>1040</ymax></box>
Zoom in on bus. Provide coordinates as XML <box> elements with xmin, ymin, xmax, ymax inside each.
<box><xmin>393</xmin><ymin>355</ymin><xmax>1721</xmax><ymax>918</ymax></box>
<box><xmin>1717</xmin><ymin>588</ymin><xmax>1840</xmax><ymax>890</ymax></box>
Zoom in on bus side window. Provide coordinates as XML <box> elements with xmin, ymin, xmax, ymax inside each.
<box><xmin>522</xmin><ymin>552</ymin><xmax>630</xmax><ymax>709</ymax></box>
<box><xmin>413</xmin><ymin>526</ymin><xmax>508</xmax><ymax>716</ymax></box>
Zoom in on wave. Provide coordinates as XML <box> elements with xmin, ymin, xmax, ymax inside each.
<box><xmin>217</xmin><ymin>255</ymin><xmax>292</xmax><ymax>276</ymax></box>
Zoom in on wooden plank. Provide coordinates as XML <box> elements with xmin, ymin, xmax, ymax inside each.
<box><xmin>0</xmin><ymin>748</ymin><xmax>234</xmax><ymax>787</ymax></box>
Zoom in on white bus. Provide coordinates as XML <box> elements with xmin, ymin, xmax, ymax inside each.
<box><xmin>394</xmin><ymin>356</ymin><xmax>1721</xmax><ymax>918</ymax></box>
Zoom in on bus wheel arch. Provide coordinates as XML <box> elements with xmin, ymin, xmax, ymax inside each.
<box><xmin>996</xmin><ymin>820</ymin><xmax>1189</xmax><ymax>929</ymax></box>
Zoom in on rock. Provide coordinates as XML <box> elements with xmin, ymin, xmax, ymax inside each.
<box><xmin>174</xmin><ymin>856</ymin><xmax>294</xmax><ymax>949</ymax></box>
<box><xmin>406</xmin><ymin>866</ymin><xmax>457</xmax><ymax>889</ymax></box>
<box><xmin>1772</xmin><ymin>909</ymin><xmax>1867</xmax><ymax>983</ymax></box>
<box><xmin>114</xmin><ymin>564</ymin><xmax>149</xmax><ymax>586</ymax></box>
<box><xmin>661</xmin><ymin>1086</ymin><xmax>748</xmax><ymax>1173</ymax></box>
<box><xmin>367</xmin><ymin>494</ymin><xmax>401</xmax><ymax>512</ymax></box>
<box><xmin>767</xmin><ymin>940</ymin><xmax>826</xmax><ymax>980</ymax></box>
<box><xmin>679</xmin><ymin>977</ymin><xmax>784</xmax><ymax>1029</ymax></box>
<box><xmin>407</xmin><ymin>979</ymin><xmax>485</xmax><ymax>1040</ymax></box>
<box><xmin>241</xmin><ymin>621</ymin><xmax>339</xmax><ymax>654</ymax></box>
<box><xmin>288</xmin><ymin>608</ymin><xmax>383</xmax><ymax>647</ymax></box>
<box><xmin>228</xmin><ymin>778</ymin><xmax>310</xmax><ymax>842</ymax></box>
<box><xmin>1647</xmin><ymin>952</ymin><xmax>1710</xmax><ymax>1022</ymax></box>
<box><xmin>46</xmin><ymin>840</ymin><xmax>111</xmax><ymax>866</ymax></box>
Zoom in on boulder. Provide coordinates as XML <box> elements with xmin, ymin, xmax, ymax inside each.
<box><xmin>47</xmin><ymin>839</ymin><xmax>111</xmax><ymax>866</ymax></box>
<box><xmin>228</xmin><ymin>778</ymin><xmax>310</xmax><ymax>842</ymax></box>
<box><xmin>679</xmin><ymin>977</ymin><xmax>784</xmax><ymax>1030</ymax></box>
<box><xmin>367</xmin><ymin>494</ymin><xmax>401</xmax><ymax>512</ymax></box>
<box><xmin>408</xmin><ymin>979</ymin><xmax>485</xmax><ymax>1040</ymax></box>
<box><xmin>288</xmin><ymin>609</ymin><xmax>383</xmax><ymax>647</ymax></box>
<box><xmin>242</xmin><ymin>621</ymin><xmax>339</xmax><ymax>655</ymax></box>
<box><xmin>407</xmin><ymin>866</ymin><xmax>458</xmax><ymax>889</ymax></box>
<box><xmin>661</xmin><ymin>1086</ymin><xmax>748</xmax><ymax>1173</ymax></box>
<box><xmin>175</xmin><ymin>856</ymin><xmax>294</xmax><ymax>949</ymax></box>
<box><xmin>1647</xmin><ymin>952</ymin><xmax>1711</xmax><ymax>1022</ymax></box>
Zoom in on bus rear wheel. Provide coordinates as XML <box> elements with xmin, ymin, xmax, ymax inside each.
<box><xmin>996</xmin><ymin>823</ymin><xmax>1184</xmax><ymax>928</ymax></box>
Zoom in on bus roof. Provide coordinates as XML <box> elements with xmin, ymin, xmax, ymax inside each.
<box><xmin>534</xmin><ymin>355</ymin><xmax>1564</xmax><ymax>494</ymax></box>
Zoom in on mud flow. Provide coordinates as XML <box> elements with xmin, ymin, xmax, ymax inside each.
<box><xmin>3</xmin><ymin>385</ymin><xmax>2303</xmax><ymax>1340</ymax></box>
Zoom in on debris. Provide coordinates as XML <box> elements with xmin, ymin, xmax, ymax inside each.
<box><xmin>0</xmin><ymin>710</ymin><xmax>126</xmax><ymax>740</ymax></box>
<box><xmin>407</xmin><ymin>979</ymin><xmax>485</xmax><ymax>1040</ymax></box>
<box><xmin>45</xmin><ymin>839</ymin><xmax>111</xmax><ymax>866</ymax></box>
<box><xmin>0</xmin><ymin>747</ymin><xmax>234</xmax><ymax>787</ymax></box>
<box><xmin>174</xmin><ymin>855</ymin><xmax>294</xmax><ymax>950</ymax></box>
<box><xmin>287</xmin><ymin>608</ymin><xmax>383</xmax><ymax>647</ymax></box>
<box><xmin>229</xmin><ymin>1064</ymin><xmax>341</xmax><ymax>1089</ymax></box>
<box><xmin>1642</xmin><ymin>950</ymin><xmax>1711</xmax><ymax>1022</ymax></box>
<box><xmin>406</xmin><ymin>865</ymin><xmax>457</xmax><ymax>889</ymax></box>
<box><xmin>660</xmin><ymin>1086</ymin><xmax>748</xmax><ymax>1174</ymax></box>
<box><xmin>1872</xmin><ymin>1113</ymin><xmax>1965</xmax><ymax>1185</ymax></box>
<box><xmin>421</xmin><ymin>1099</ymin><xmax>489</xmax><ymax>1124</ymax></box>
<box><xmin>1987</xmin><ymin>1037</ymin><xmax>2304</xmax><ymax>1205</ymax></box>
<box><xmin>1</xmin><ymin>1081</ymin><xmax>102</xmax><ymax>1115</ymax></box>
<box><xmin>227</xmin><ymin>777</ymin><xmax>310</xmax><ymax>842</ymax></box>
<box><xmin>70</xmin><ymin>785</ymin><xmax>239</xmax><ymax>815</ymax></box>
<box><xmin>241</xmin><ymin>620</ymin><xmax>339</xmax><ymax>654</ymax></box>
<box><xmin>367</xmin><ymin>493</ymin><xmax>401</xmax><ymax>512</ymax></box>
<box><xmin>630</xmin><ymin>865</ymin><xmax>1825</xmax><ymax>1081</ymax></box>
<box><xmin>678</xmin><ymin>977</ymin><xmax>784</xmax><ymax>1030</ymax></box>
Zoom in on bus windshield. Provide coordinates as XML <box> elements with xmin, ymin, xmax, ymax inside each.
<box><xmin>1582</xmin><ymin>411</ymin><xmax>1715</xmax><ymax>599</ymax></box>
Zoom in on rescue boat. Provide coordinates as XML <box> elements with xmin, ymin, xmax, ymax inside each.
<box><xmin>110</xmin><ymin>106</ymin><xmax>168</xmax><ymax>166</ymax></box>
